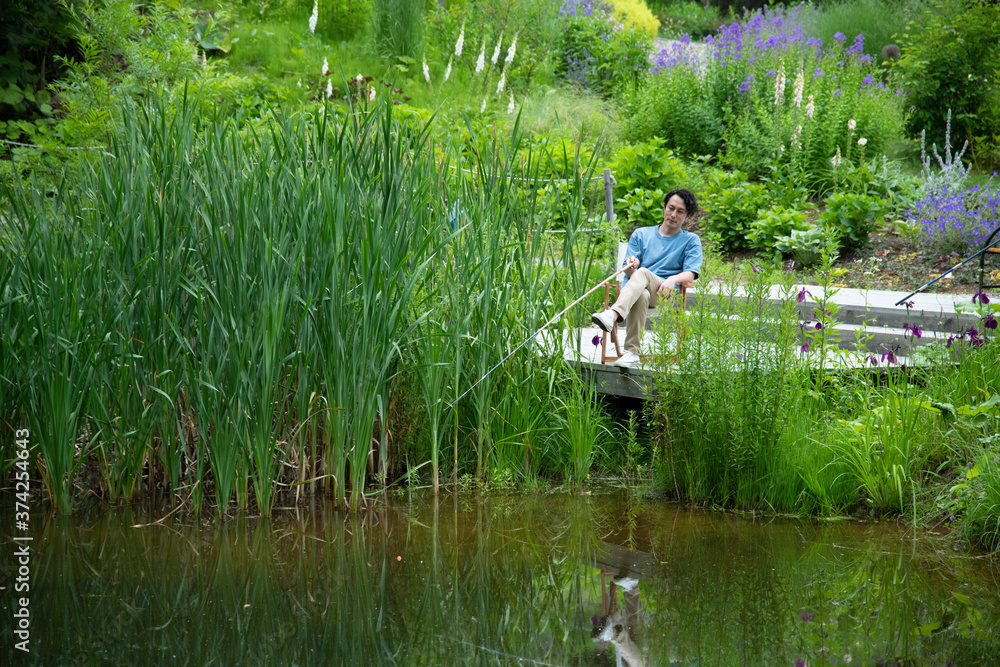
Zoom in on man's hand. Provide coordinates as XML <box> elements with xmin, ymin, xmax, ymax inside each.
<box><xmin>657</xmin><ymin>276</ymin><xmax>680</xmax><ymax>295</ymax></box>
<box><xmin>623</xmin><ymin>256</ymin><xmax>639</xmax><ymax>277</ymax></box>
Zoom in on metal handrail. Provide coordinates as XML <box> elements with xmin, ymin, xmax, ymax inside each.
<box><xmin>895</xmin><ymin>231</ymin><xmax>1000</xmax><ymax>305</ymax></box>
<box><xmin>979</xmin><ymin>225</ymin><xmax>1000</xmax><ymax>294</ymax></box>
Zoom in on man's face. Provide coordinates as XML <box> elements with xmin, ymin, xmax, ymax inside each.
<box><xmin>661</xmin><ymin>195</ymin><xmax>688</xmax><ymax>235</ymax></box>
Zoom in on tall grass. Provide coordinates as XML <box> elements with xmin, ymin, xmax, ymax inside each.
<box><xmin>1</xmin><ymin>92</ymin><xmax>603</xmax><ymax>513</ymax></box>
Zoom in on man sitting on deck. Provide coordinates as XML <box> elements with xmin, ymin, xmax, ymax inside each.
<box><xmin>591</xmin><ymin>189</ymin><xmax>702</xmax><ymax>366</ymax></box>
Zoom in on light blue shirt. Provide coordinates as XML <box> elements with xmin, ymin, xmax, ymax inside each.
<box><xmin>623</xmin><ymin>226</ymin><xmax>702</xmax><ymax>282</ymax></box>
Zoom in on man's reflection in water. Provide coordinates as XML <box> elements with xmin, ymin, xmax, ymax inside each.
<box><xmin>592</xmin><ymin>571</ymin><xmax>645</xmax><ymax>667</ymax></box>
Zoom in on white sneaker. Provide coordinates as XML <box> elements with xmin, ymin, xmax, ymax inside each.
<box><xmin>591</xmin><ymin>309</ymin><xmax>618</xmax><ymax>333</ymax></box>
<box><xmin>612</xmin><ymin>350</ymin><xmax>641</xmax><ymax>368</ymax></box>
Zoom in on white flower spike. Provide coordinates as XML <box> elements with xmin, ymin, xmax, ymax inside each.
<box><xmin>805</xmin><ymin>95</ymin><xmax>814</xmax><ymax>119</ymax></box>
<box><xmin>774</xmin><ymin>64</ymin><xmax>786</xmax><ymax>106</ymax></box>
<box><xmin>369</xmin><ymin>87</ymin><xmax>376</xmax><ymax>101</ymax></box>
<box><xmin>309</xmin><ymin>0</ymin><xmax>318</xmax><ymax>34</ymax></box>
<box><xmin>793</xmin><ymin>68</ymin><xmax>804</xmax><ymax>108</ymax></box>
<box><xmin>444</xmin><ymin>57</ymin><xmax>452</xmax><ymax>82</ymax></box>
<box><xmin>491</xmin><ymin>33</ymin><xmax>503</xmax><ymax>65</ymax></box>
<box><xmin>505</xmin><ymin>34</ymin><xmax>517</xmax><ymax>66</ymax></box>
<box><xmin>326</xmin><ymin>80</ymin><xmax>333</xmax><ymax>98</ymax></box>
<box><xmin>481</xmin><ymin>97</ymin><xmax>487</xmax><ymax>113</ymax></box>
<box><xmin>857</xmin><ymin>137</ymin><xmax>868</xmax><ymax>146</ymax></box>
<box><xmin>497</xmin><ymin>70</ymin><xmax>506</xmax><ymax>95</ymax></box>
<box><xmin>507</xmin><ymin>94</ymin><xmax>515</xmax><ymax>115</ymax></box>
<box><xmin>848</xmin><ymin>118</ymin><xmax>856</xmax><ymax>132</ymax></box>
<box><xmin>423</xmin><ymin>56</ymin><xmax>430</xmax><ymax>84</ymax></box>
<box><xmin>455</xmin><ymin>24</ymin><xmax>465</xmax><ymax>57</ymax></box>
<box><xmin>475</xmin><ymin>42</ymin><xmax>485</xmax><ymax>75</ymax></box>
<box><xmin>322</xmin><ymin>57</ymin><xmax>329</xmax><ymax>76</ymax></box>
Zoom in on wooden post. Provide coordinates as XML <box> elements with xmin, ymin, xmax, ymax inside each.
<box><xmin>603</xmin><ymin>168</ymin><xmax>615</xmax><ymax>225</ymax></box>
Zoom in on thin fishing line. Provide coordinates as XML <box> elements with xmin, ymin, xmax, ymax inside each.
<box><xmin>447</xmin><ymin>265</ymin><xmax>628</xmax><ymax>409</ymax></box>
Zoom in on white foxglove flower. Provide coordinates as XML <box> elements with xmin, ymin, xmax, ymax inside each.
<box><xmin>356</xmin><ymin>73</ymin><xmax>363</xmax><ymax>84</ymax></box>
<box><xmin>455</xmin><ymin>24</ymin><xmax>465</xmax><ymax>57</ymax></box>
<box><xmin>369</xmin><ymin>87</ymin><xmax>376</xmax><ymax>101</ymax></box>
<box><xmin>793</xmin><ymin>68</ymin><xmax>804</xmax><ymax>108</ymax></box>
<box><xmin>831</xmin><ymin>147</ymin><xmax>842</xmax><ymax>167</ymax></box>
<box><xmin>491</xmin><ymin>33</ymin><xmax>503</xmax><ymax>65</ymax></box>
<box><xmin>497</xmin><ymin>70</ymin><xmax>506</xmax><ymax>95</ymax></box>
<box><xmin>507</xmin><ymin>94</ymin><xmax>515</xmax><ymax>114</ymax></box>
<box><xmin>326</xmin><ymin>80</ymin><xmax>333</xmax><ymax>98</ymax></box>
<box><xmin>848</xmin><ymin>118</ymin><xmax>856</xmax><ymax>132</ymax></box>
<box><xmin>774</xmin><ymin>64</ymin><xmax>785</xmax><ymax>106</ymax></box>
<box><xmin>297</xmin><ymin>79</ymin><xmax>302</xmax><ymax>88</ymax></box>
<box><xmin>857</xmin><ymin>137</ymin><xmax>868</xmax><ymax>146</ymax></box>
<box><xmin>444</xmin><ymin>57</ymin><xmax>452</xmax><ymax>82</ymax></box>
<box><xmin>423</xmin><ymin>56</ymin><xmax>430</xmax><ymax>83</ymax></box>
<box><xmin>481</xmin><ymin>97</ymin><xmax>487</xmax><ymax>113</ymax></box>
<box><xmin>322</xmin><ymin>57</ymin><xmax>329</xmax><ymax>76</ymax></box>
<box><xmin>309</xmin><ymin>0</ymin><xmax>318</xmax><ymax>33</ymax></box>
<box><xmin>475</xmin><ymin>42</ymin><xmax>485</xmax><ymax>75</ymax></box>
<box><xmin>505</xmin><ymin>34</ymin><xmax>517</xmax><ymax>66</ymax></box>
<box><xmin>805</xmin><ymin>95</ymin><xmax>814</xmax><ymax>119</ymax></box>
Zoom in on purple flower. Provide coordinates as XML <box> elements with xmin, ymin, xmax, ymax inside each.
<box><xmin>592</xmin><ymin>334</ymin><xmax>601</xmax><ymax>346</ymax></box>
<box><xmin>834</xmin><ymin>88</ymin><xmax>841</xmax><ymax>97</ymax></box>
<box><xmin>902</xmin><ymin>300</ymin><xmax>915</xmax><ymax>308</ymax></box>
<box><xmin>985</xmin><ymin>314</ymin><xmax>998</xmax><ymax>330</ymax></box>
<box><xmin>801</xmin><ymin>343</ymin><xmax>810</xmax><ymax>353</ymax></box>
<box><xmin>815</xmin><ymin>322</ymin><xmax>823</xmax><ymax>330</ymax></box>
<box><xmin>834</xmin><ymin>32</ymin><xmax>846</xmax><ymax>42</ymax></box>
<box><xmin>973</xmin><ymin>291</ymin><xmax>991</xmax><ymax>304</ymax></box>
<box><xmin>749</xmin><ymin>262</ymin><xmax>761</xmax><ymax>275</ymax></box>
<box><xmin>739</xmin><ymin>74</ymin><xmax>756</xmax><ymax>93</ymax></box>
<box><xmin>797</xmin><ymin>288</ymin><xmax>812</xmax><ymax>303</ymax></box>
<box><xmin>766</xmin><ymin>69</ymin><xmax>776</xmax><ymax>78</ymax></box>
<box><xmin>806</xmin><ymin>37</ymin><xmax>822</xmax><ymax>49</ymax></box>
<box><xmin>862</xmin><ymin>74</ymin><xmax>875</xmax><ymax>85</ymax></box>
<box><xmin>881</xmin><ymin>348</ymin><xmax>897</xmax><ymax>364</ymax></box>
<box><xmin>801</xmin><ymin>610</ymin><xmax>815</xmax><ymax>623</ymax></box>
<box><xmin>796</xmin><ymin>660</ymin><xmax>806</xmax><ymax>667</ymax></box>
<box><xmin>968</xmin><ymin>461</ymin><xmax>975</xmax><ymax>468</ymax></box>
<box><xmin>814</xmin><ymin>67</ymin><xmax>823</xmax><ymax>78</ymax></box>
<box><xmin>736</xmin><ymin>353</ymin><xmax>744</xmax><ymax>361</ymax></box>
<box><xmin>871</xmin><ymin>611</ymin><xmax>878</xmax><ymax>617</ymax></box>
<box><xmin>681</xmin><ymin>34</ymin><xmax>690</xmax><ymax>44</ymax></box>
<box><xmin>905</xmin><ymin>323</ymin><xmax>923</xmax><ymax>339</ymax></box>
<box><xmin>868</xmin><ymin>355</ymin><xmax>878</xmax><ymax>366</ymax></box>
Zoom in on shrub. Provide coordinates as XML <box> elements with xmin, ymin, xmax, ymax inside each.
<box><xmin>818</xmin><ymin>191</ymin><xmax>887</xmax><ymax>251</ymax></box>
<box><xmin>555</xmin><ymin>0</ymin><xmax>653</xmax><ymax>97</ymax></box>
<box><xmin>747</xmin><ymin>205</ymin><xmax>810</xmax><ymax>253</ymax></box>
<box><xmin>629</xmin><ymin>7</ymin><xmax>907</xmax><ymax>182</ymax></box>
<box><xmin>372</xmin><ymin>0</ymin><xmax>423</xmax><ymax>57</ymax></box>
<box><xmin>608</xmin><ymin>0</ymin><xmax>660</xmax><ymax>37</ymax></box>
<box><xmin>701</xmin><ymin>173</ymin><xmax>771</xmax><ymax>251</ymax></box>
<box><xmin>895</xmin><ymin>0</ymin><xmax>1000</xmax><ymax>170</ymax></box>
<box><xmin>652</xmin><ymin>0</ymin><xmax>723</xmax><ymax>40</ymax></box>
<box><xmin>906</xmin><ymin>185</ymin><xmax>1000</xmax><ymax>255</ymax></box>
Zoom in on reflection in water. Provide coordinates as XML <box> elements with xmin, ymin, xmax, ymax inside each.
<box><xmin>1</xmin><ymin>491</ymin><xmax>998</xmax><ymax>665</ymax></box>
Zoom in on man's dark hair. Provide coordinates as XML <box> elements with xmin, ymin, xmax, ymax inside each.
<box><xmin>664</xmin><ymin>188</ymin><xmax>698</xmax><ymax>217</ymax></box>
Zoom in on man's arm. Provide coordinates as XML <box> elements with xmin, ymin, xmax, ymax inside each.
<box><xmin>622</xmin><ymin>232</ymin><xmax>643</xmax><ymax>278</ymax></box>
<box><xmin>657</xmin><ymin>271</ymin><xmax>697</xmax><ymax>294</ymax></box>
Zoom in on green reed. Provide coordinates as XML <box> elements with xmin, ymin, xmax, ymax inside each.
<box><xmin>2</xmin><ymin>90</ymin><xmax>606</xmax><ymax>513</ymax></box>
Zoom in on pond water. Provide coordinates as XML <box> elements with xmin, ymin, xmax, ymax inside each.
<box><xmin>2</xmin><ymin>489</ymin><xmax>998</xmax><ymax>665</ymax></box>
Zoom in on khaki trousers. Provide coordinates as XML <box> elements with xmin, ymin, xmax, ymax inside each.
<box><xmin>610</xmin><ymin>268</ymin><xmax>679</xmax><ymax>353</ymax></box>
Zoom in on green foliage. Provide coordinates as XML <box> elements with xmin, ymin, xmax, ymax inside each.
<box><xmin>651</xmin><ymin>0</ymin><xmax>723</xmax><ymax>40</ymax></box>
<box><xmin>317</xmin><ymin>0</ymin><xmax>371</xmax><ymax>41</ymax></box>
<box><xmin>606</xmin><ymin>137</ymin><xmax>699</xmax><ymax>236</ymax></box>
<box><xmin>372</xmin><ymin>0</ymin><xmax>423</xmax><ymax>57</ymax></box>
<box><xmin>773</xmin><ymin>225</ymin><xmax>829</xmax><ymax>267</ymax></box>
<box><xmin>700</xmin><ymin>174</ymin><xmax>770</xmax><ymax>251</ymax></box>
<box><xmin>747</xmin><ymin>205</ymin><xmax>810</xmax><ymax>253</ymax></box>
<box><xmin>554</xmin><ymin>8</ymin><xmax>652</xmax><ymax>98</ymax></box>
<box><xmin>895</xmin><ymin>0</ymin><xmax>1000</xmax><ymax>170</ymax></box>
<box><xmin>803</xmin><ymin>0</ymin><xmax>910</xmax><ymax>60</ymax></box>
<box><xmin>817</xmin><ymin>191</ymin><xmax>886</xmax><ymax>251</ymax></box>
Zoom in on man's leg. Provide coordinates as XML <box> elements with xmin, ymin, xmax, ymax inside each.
<box><xmin>613</xmin><ymin>268</ymin><xmax>662</xmax><ymax>353</ymax></box>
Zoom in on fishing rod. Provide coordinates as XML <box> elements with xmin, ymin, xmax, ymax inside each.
<box><xmin>447</xmin><ymin>263</ymin><xmax>633</xmax><ymax>409</ymax></box>
<box><xmin>894</xmin><ymin>237</ymin><xmax>1000</xmax><ymax>306</ymax></box>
